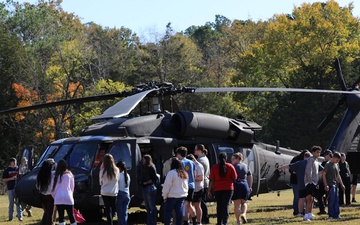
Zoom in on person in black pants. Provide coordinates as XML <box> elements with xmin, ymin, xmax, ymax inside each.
<box><xmin>351</xmin><ymin>174</ymin><xmax>358</xmax><ymax>202</ymax></box>
<box><xmin>316</xmin><ymin>149</ymin><xmax>332</xmax><ymax>215</ymax></box>
<box><xmin>339</xmin><ymin>153</ymin><xmax>351</xmax><ymax>206</ymax></box>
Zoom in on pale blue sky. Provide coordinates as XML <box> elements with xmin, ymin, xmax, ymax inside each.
<box><xmin>16</xmin><ymin>1</ymin><xmax>360</xmax><ymax>37</ymax></box>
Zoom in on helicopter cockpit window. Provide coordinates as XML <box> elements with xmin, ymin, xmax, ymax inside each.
<box><xmin>109</xmin><ymin>143</ymin><xmax>132</xmax><ymax>170</ymax></box>
<box><xmin>246</xmin><ymin>149</ymin><xmax>255</xmax><ymax>174</ymax></box>
<box><xmin>53</xmin><ymin>144</ymin><xmax>73</xmax><ymax>163</ymax></box>
<box><xmin>217</xmin><ymin>146</ymin><xmax>235</xmax><ymax>163</ymax></box>
<box><xmin>67</xmin><ymin>143</ymin><xmax>97</xmax><ymax>170</ymax></box>
<box><xmin>34</xmin><ymin>145</ymin><xmax>59</xmax><ymax>168</ymax></box>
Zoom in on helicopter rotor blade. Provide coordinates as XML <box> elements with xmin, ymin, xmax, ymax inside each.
<box><xmin>0</xmin><ymin>92</ymin><xmax>131</xmax><ymax>116</ymax></box>
<box><xmin>334</xmin><ymin>58</ymin><xmax>348</xmax><ymax>91</ymax></box>
<box><xmin>194</xmin><ymin>87</ymin><xmax>356</xmax><ymax>94</ymax></box>
<box><xmin>317</xmin><ymin>95</ymin><xmax>346</xmax><ymax>132</ymax></box>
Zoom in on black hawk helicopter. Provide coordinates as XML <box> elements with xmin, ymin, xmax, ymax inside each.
<box><xmin>4</xmin><ymin>59</ymin><xmax>360</xmax><ymax>221</ymax></box>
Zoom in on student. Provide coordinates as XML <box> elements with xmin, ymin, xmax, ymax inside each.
<box><xmin>322</xmin><ymin>152</ymin><xmax>345</xmax><ymax>220</ymax></box>
<box><xmin>2</xmin><ymin>157</ymin><xmax>22</xmax><ymax>221</ymax></box>
<box><xmin>116</xmin><ymin>161</ymin><xmax>130</xmax><ymax>225</ymax></box>
<box><xmin>162</xmin><ymin>158</ymin><xmax>189</xmax><ymax>225</ymax></box>
<box><xmin>304</xmin><ymin>146</ymin><xmax>322</xmax><ymax>221</ymax></box>
<box><xmin>231</xmin><ymin>152</ymin><xmax>253</xmax><ymax>224</ymax></box>
<box><xmin>194</xmin><ymin>144</ymin><xmax>210</xmax><ymax>224</ymax></box>
<box><xmin>37</xmin><ymin>158</ymin><xmax>56</xmax><ymax>225</ymax></box>
<box><xmin>94</xmin><ymin>147</ymin><xmax>106</xmax><ymax>168</ymax></box>
<box><xmin>351</xmin><ymin>174</ymin><xmax>358</xmax><ymax>202</ymax></box>
<box><xmin>278</xmin><ymin>150</ymin><xmax>311</xmax><ymax>218</ymax></box>
<box><xmin>51</xmin><ymin>159</ymin><xmax>76</xmax><ymax>225</ymax></box>
<box><xmin>208</xmin><ymin>152</ymin><xmax>237</xmax><ymax>225</ymax></box>
<box><xmin>316</xmin><ymin>149</ymin><xmax>332</xmax><ymax>215</ymax></box>
<box><xmin>19</xmin><ymin>156</ymin><xmax>32</xmax><ymax>217</ymax></box>
<box><xmin>338</xmin><ymin>153</ymin><xmax>351</xmax><ymax>206</ymax></box>
<box><xmin>100</xmin><ymin>154</ymin><xmax>120</xmax><ymax>225</ymax></box>
<box><xmin>138</xmin><ymin>154</ymin><xmax>158</xmax><ymax>225</ymax></box>
<box><xmin>187</xmin><ymin>153</ymin><xmax>204</xmax><ymax>225</ymax></box>
<box><xmin>176</xmin><ymin>146</ymin><xmax>196</xmax><ymax>225</ymax></box>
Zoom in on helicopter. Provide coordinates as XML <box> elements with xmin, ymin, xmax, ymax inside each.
<box><xmin>6</xmin><ymin>60</ymin><xmax>360</xmax><ymax>221</ymax></box>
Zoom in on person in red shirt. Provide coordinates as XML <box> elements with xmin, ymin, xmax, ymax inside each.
<box><xmin>208</xmin><ymin>152</ymin><xmax>237</xmax><ymax>225</ymax></box>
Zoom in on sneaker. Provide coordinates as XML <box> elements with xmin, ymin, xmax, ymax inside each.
<box><xmin>296</xmin><ymin>213</ymin><xmax>304</xmax><ymax>217</ymax></box>
<box><xmin>352</xmin><ymin>198</ymin><xmax>357</xmax><ymax>203</ymax></box>
<box><xmin>328</xmin><ymin>217</ymin><xmax>333</xmax><ymax>220</ymax></box>
<box><xmin>240</xmin><ymin>214</ymin><xmax>247</xmax><ymax>224</ymax></box>
<box><xmin>236</xmin><ymin>221</ymin><xmax>241</xmax><ymax>225</ymax></box>
<box><xmin>318</xmin><ymin>211</ymin><xmax>327</xmax><ymax>215</ymax></box>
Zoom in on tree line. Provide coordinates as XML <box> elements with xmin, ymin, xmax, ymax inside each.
<box><xmin>0</xmin><ymin>0</ymin><xmax>359</xmax><ymax>168</ymax></box>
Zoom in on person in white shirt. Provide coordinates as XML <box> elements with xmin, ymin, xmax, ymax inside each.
<box><xmin>116</xmin><ymin>161</ymin><xmax>131</xmax><ymax>225</ymax></box>
<box><xmin>51</xmin><ymin>159</ymin><xmax>76</xmax><ymax>225</ymax></box>
<box><xmin>100</xmin><ymin>154</ymin><xmax>120</xmax><ymax>225</ymax></box>
<box><xmin>162</xmin><ymin>158</ymin><xmax>189</xmax><ymax>225</ymax></box>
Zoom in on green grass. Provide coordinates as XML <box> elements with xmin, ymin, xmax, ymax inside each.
<box><xmin>1</xmin><ymin>189</ymin><xmax>360</xmax><ymax>224</ymax></box>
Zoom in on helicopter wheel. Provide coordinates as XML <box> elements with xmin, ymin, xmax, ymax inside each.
<box><xmin>80</xmin><ymin>208</ymin><xmax>103</xmax><ymax>222</ymax></box>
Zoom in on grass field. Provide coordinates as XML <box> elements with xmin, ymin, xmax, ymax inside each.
<box><xmin>1</xmin><ymin>189</ymin><xmax>360</xmax><ymax>224</ymax></box>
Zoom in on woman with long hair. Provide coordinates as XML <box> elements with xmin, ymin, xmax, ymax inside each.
<box><xmin>37</xmin><ymin>158</ymin><xmax>56</xmax><ymax>225</ymax></box>
<box><xmin>51</xmin><ymin>159</ymin><xmax>76</xmax><ymax>225</ymax></box>
<box><xmin>138</xmin><ymin>154</ymin><xmax>158</xmax><ymax>225</ymax></box>
<box><xmin>231</xmin><ymin>152</ymin><xmax>253</xmax><ymax>224</ymax></box>
<box><xmin>116</xmin><ymin>160</ymin><xmax>130</xmax><ymax>225</ymax></box>
<box><xmin>162</xmin><ymin>157</ymin><xmax>189</xmax><ymax>225</ymax></box>
<box><xmin>100</xmin><ymin>154</ymin><xmax>120</xmax><ymax>225</ymax></box>
<box><xmin>208</xmin><ymin>152</ymin><xmax>237</xmax><ymax>225</ymax></box>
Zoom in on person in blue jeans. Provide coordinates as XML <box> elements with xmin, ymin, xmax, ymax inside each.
<box><xmin>2</xmin><ymin>157</ymin><xmax>22</xmax><ymax>221</ymax></box>
<box><xmin>116</xmin><ymin>161</ymin><xmax>131</xmax><ymax>225</ymax></box>
<box><xmin>322</xmin><ymin>152</ymin><xmax>345</xmax><ymax>220</ymax></box>
<box><xmin>162</xmin><ymin>158</ymin><xmax>188</xmax><ymax>225</ymax></box>
<box><xmin>138</xmin><ymin>154</ymin><xmax>158</xmax><ymax>225</ymax></box>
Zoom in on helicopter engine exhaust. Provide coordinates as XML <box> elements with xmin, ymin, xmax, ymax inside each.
<box><xmin>168</xmin><ymin>111</ymin><xmax>254</xmax><ymax>144</ymax></box>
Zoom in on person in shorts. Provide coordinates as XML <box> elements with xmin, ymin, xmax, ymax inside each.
<box><xmin>187</xmin><ymin>154</ymin><xmax>204</xmax><ymax>225</ymax></box>
<box><xmin>304</xmin><ymin>146</ymin><xmax>322</xmax><ymax>221</ymax></box>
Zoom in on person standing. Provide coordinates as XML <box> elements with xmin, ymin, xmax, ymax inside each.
<box><xmin>278</xmin><ymin>150</ymin><xmax>311</xmax><ymax>218</ymax></box>
<box><xmin>288</xmin><ymin>153</ymin><xmax>302</xmax><ymax>216</ymax></box>
<box><xmin>322</xmin><ymin>152</ymin><xmax>345</xmax><ymax>220</ymax></box>
<box><xmin>19</xmin><ymin>156</ymin><xmax>32</xmax><ymax>217</ymax></box>
<box><xmin>338</xmin><ymin>153</ymin><xmax>351</xmax><ymax>206</ymax></box>
<box><xmin>351</xmin><ymin>174</ymin><xmax>358</xmax><ymax>202</ymax></box>
<box><xmin>116</xmin><ymin>161</ymin><xmax>130</xmax><ymax>225</ymax></box>
<box><xmin>194</xmin><ymin>144</ymin><xmax>210</xmax><ymax>224</ymax></box>
<box><xmin>51</xmin><ymin>159</ymin><xmax>76</xmax><ymax>225</ymax></box>
<box><xmin>138</xmin><ymin>154</ymin><xmax>158</xmax><ymax>225</ymax></box>
<box><xmin>316</xmin><ymin>149</ymin><xmax>332</xmax><ymax>215</ymax></box>
<box><xmin>231</xmin><ymin>152</ymin><xmax>253</xmax><ymax>224</ymax></box>
<box><xmin>162</xmin><ymin>158</ymin><xmax>189</xmax><ymax>225</ymax></box>
<box><xmin>100</xmin><ymin>154</ymin><xmax>120</xmax><ymax>225</ymax></box>
<box><xmin>2</xmin><ymin>157</ymin><xmax>22</xmax><ymax>221</ymax></box>
<box><xmin>187</xmin><ymin>154</ymin><xmax>204</xmax><ymax>225</ymax></box>
<box><xmin>176</xmin><ymin>146</ymin><xmax>196</xmax><ymax>225</ymax></box>
<box><xmin>208</xmin><ymin>152</ymin><xmax>237</xmax><ymax>225</ymax></box>
<box><xmin>304</xmin><ymin>145</ymin><xmax>322</xmax><ymax>221</ymax></box>
<box><xmin>37</xmin><ymin>158</ymin><xmax>56</xmax><ymax>225</ymax></box>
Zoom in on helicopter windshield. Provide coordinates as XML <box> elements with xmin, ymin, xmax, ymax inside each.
<box><xmin>34</xmin><ymin>145</ymin><xmax>60</xmax><ymax>168</ymax></box>
<box><xmin>109</xmin><ymin>142</ymin><xmax>132</xmax><ymax>169</ymax></box>
<box><xmin>67</xmin><ymin>143</ymin><xmax>98</xmax><ymax>170</ymax></box>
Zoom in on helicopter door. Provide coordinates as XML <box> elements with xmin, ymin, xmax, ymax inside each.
<box><xmin>18</xmin><ymin>146</ymin><xmax>33</xmax><ymax>176</ymax></box>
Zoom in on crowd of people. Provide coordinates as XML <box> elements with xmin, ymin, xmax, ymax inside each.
<box><xmin>2</xmin><ymin>144</ymin><xmax>254</xmax><ymax>225</ymax></box>
<box><xmin>279</xmin><ymin>145</ymin><xmax>358</xmax><ymax>221</ymax></box>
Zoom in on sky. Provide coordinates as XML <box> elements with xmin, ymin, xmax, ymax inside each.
<box><xmin>16</xmin><ymin>0</ymin><xmax>360</xmax><ymax>38</ymax></box>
